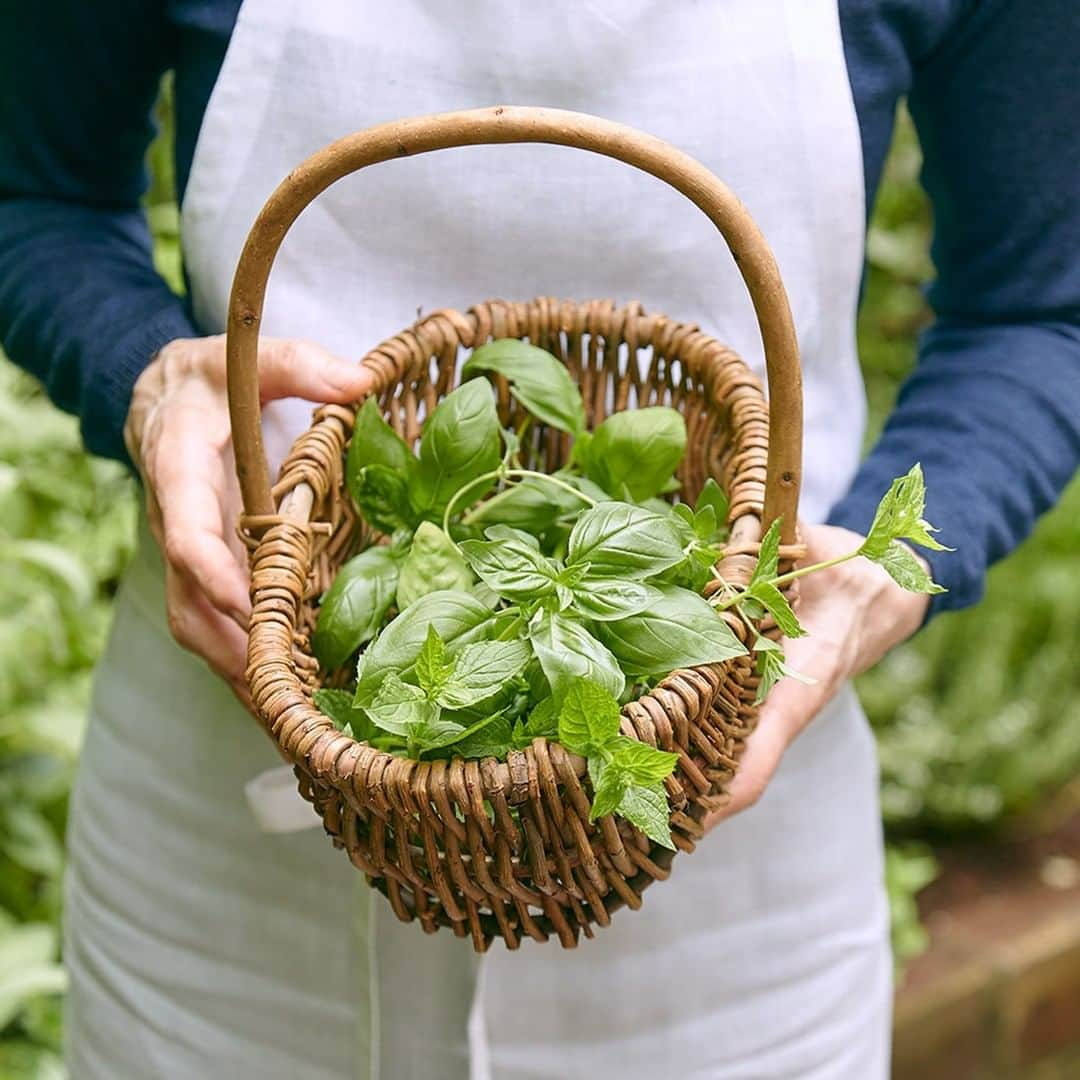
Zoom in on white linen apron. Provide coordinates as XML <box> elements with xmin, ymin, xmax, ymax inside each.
<box><xmin>65</xmin><ymin>1</ymin><xmax>891</xmax><ymax>1077</ymax></box>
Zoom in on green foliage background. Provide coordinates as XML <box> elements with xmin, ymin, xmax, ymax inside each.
<box><xmin>0</xmin><ymin>103</ymin><xmax>1076</xmax><ymax>1072</ymax></box>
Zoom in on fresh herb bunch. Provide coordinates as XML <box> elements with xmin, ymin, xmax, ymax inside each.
<box><xmin>311</xmin><ymin>340</ymin><xmax>948</xmax><ymax>848</ymax></box>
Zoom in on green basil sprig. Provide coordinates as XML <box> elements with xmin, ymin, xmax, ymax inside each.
<box><xmin>463</xmin><ymin>339</ymin><xmax>586</xmax><ymax>436</ymax></box>
<box><xmin>312</xmin><ymin>546</ymin><xmax>400</xmax><ymax>671</ymax></box>
<box><xmin>711</xmin><ymin>463</ymin><xmax>950</xmax><ymax>702</ymax></box>
<box><xmin>557</xmin><ymin>679</ymin><xmax>680</xmax><ymax>849</ymax></box>
<box><xmin>317</xmin><ymin>341</ymin><xmax>952</xmax><ymax>787</ymax></box>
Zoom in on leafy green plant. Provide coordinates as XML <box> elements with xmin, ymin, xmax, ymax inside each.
<box><xmin>885</xmin><ymin>844</ymin><xmax>939</xmax><ymax>973</ymax></box>
<box><xmin>0</xmin><ymin>356</ymin><xmax>136</xmax><ymax>1070</ymax></box>
<box><xmin>557</xmin><ymin>680</ymin><xmax>679</xmax><ymax>847</ymax></box>
<box><xmin>708</xmin><ymin>462</ymin><xmax>946</xmax><ymax>701</ymax></box>
<box><xmin>313</xmin><ymin>339</ymin><xmax>945</xmax><ymax>852</ymax></box>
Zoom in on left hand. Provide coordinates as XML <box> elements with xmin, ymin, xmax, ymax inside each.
<box><xmin>705</xmin><ymin>522</ymin><xmax>930</xmax><ymax>829</ymax></box>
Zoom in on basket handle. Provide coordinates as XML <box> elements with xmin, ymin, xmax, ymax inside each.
<box><xmin>226</xmin><ymin>106</ymin><xmax>803</xmax><ymax>542</ymax></box>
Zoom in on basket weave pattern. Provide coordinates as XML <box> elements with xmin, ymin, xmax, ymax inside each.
<box><xmin>243</xmin><ymin>297</ymin><xmax>801</xmax><ymax>950</ymax></box>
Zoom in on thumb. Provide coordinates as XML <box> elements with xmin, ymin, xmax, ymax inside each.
<box><xmin>257</xmin><ymin>338</ymin><xmax>376</xmax><ymax>405</ymax></box>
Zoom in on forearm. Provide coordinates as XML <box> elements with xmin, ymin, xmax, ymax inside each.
<box><xmin>829</xmin><ymin>318</ymin><xmax>1080</xmax><ymax>616</ymax></box>
<box><xmin>0</xmin><ymin>198</ymin><xmax>197</xmax><ymax>464</ymax></box>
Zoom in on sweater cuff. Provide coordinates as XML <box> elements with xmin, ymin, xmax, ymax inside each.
<box><xmin>80</xmin><ymin>301</ymin><xmax>198</xmax><ymax>467</ymax></box>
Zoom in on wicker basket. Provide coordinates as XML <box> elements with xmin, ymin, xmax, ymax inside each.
<box><xmin>226</xmin><ymin>107</ymin><xmax>805</xmax><ymax>951</ymax></box>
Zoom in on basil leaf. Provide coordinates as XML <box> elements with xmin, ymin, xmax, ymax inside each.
<box><xmin>556</xmin><ymin>676</ymin><xmax>623</xmax><ymax>754</ymax></box>
<box><xmin>470</xmin><ymin>579</ymin><xmax>502</xmax><ymax>609</ymax></box>
<box><xmin>570</xmin><ymin>579</ymin><xmax>661</xmax><ymax>622</ymax></box>
<box><xmin>468</xmin><ymin>478</ymin><xmax>570</xmax><ymax>532</ymax></box>
<box><xmin>354</xmin><ymin>590</ymin><xmax>496</xmax><ymax>705</ymax></box>
<box><xmin>462</xmin><ymin>339</ymin><xmax>586</xmax><ymax>436</ymax></box>
<box><xmin>451</xmin><ymin>714</ymin><xmax>514</xmax><ymax>760</ymax></box>
<box><xmin>489</xmin><ymin>523</ymin><xmax>541</xmax><ymax>551</ymax></box>
<box><xmin>746</xmin><ymin>580</ymin><xmax>806</xmax><ymax>638</ymax></box>
<box><xmin>556</xmin><ymin>562</ymin><xmax>589</xmax><ymax>587</ymax></box>
<box><xmin>345</xmin><ymin>401</ymin><xmax>418</xmax><ymax>532</ymax></box>
<box><xmin>610</xmin><ymin>736</ymin><xmax>679</xmax><ymax>784</ymax></box>
<box><xmin>569</xmin><ymin>474</ymin><xmax>613</xmax><ymax>504</ymax></box>
<box><xmin>363</xmin><ymin>673</ymin><xmax>438</xmax><ymax>737</ymax></box>
<box><xmin>696</xmin><ymin>478</ymin><xmax>730</xmax><ymax>530</ymax></box>
<box><xmin>312</xmin><ymin>546</ymin><xmax>399</xmax><ymax>670</ymax></box>
<box><xmin>555</xmin><ymin>561</ymin><xmax>588</xmax><ymax>610</ymax></box>
<box><xmin>530</xmin><ymin>611</ymin><xmax>625</xmax><ymax>703</ymax></box>
<box><xmin>860</xmin><ymin>463</ymin><xmax>951</xmax><ymax>558</ymax></box>
<box><xmin>468</xmin><ymin>472</ymin><xmax>595</xmax><ymax>532</ymax></box>
<box><xmin>455</xmin><ymin>606</ymin><xmax>521</xmax><ymax>650</ymax></box>
<box><xmin>351</xmin><ymin>464</ymin><xmax>415</xmax><ymax>534</ymax></box>
<box><xmin>347</xmin><ymin>397</ymin><xmax>413</xmax><ymax>480</ymax></box>
<box><xmin>639</xmin><ymin>496</ymin><xmax>673</xmax><ymax>515</ymax></box>
<box><xmin>414</xmin><ymin>625</ymin><xmax>454</xmax><ymax>698</ymax></box>
<box><xmin>595</xmin><ymin>584</ymin><xmax>747</xmax><ymax>676</ymax></box>
<box><xmin>314</xmin><ymin>688</ymin><xmax>377</xmax><ymax>742</ymax></box>
<box><xmin>692</xmin><ymin>504</ymin><xmax>719</xmax><ymax>543</ymax></box>
<box><xmin>670</xmin><ymin>502</ymin><xmax>698</xmax><ymax>544</ymax></box>
<box><xmin>459</xmin><ymin>527</ymin><xmax>558</xmax><ymax>601</ymax></box>
<box><xmin>566</xmin><ymin>502</ymin><xmax>685</xmax><ymax>580</ymax></box>
<box><xmin>312</xmin><ymin>688</ymin><xmax>355</xmax><ymax>732</ymax></box>
<box><xmin>438</xmin><ymin>639</ymin><xmax>532</xmax><ymax>709</ymax></box>
<box><xmin>582</xmin><ymin>407</ymin><xmax>687</xmax><ymax>501</ymax></box>
<box><xmin>396</xmin><ymin>522</ymin><xmax>473</xmax><ymax>611</ymax></box>
<box><xmin>413</xmin><ymin>381</ymin><xmax>502</xmax><ymax>515</ymax></box>
<box><xmin>871</xmin><ymin>539</ymin><xmax>947</xmax><ymax>595</ymax></box>
<box><xmin>617</xmin><ymin>782</ymin><xmax>674</xmax><ymax>849</ymax></box>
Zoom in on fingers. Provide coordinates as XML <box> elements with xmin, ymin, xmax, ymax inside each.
<box><xmin>165</xmin><ymin>563</ymin><xmax>253</xmax><ymax>711</ymax></box>
<box><xmin>132</xmin><ymin>333</ymin><xmax>372</xmax><ymax>706</ymax></box>
<box><xmin>703</xmin><ymin>520</ymin><xmax>933</xmax><ymax>832</ymax></box>
<box><xmin>706</xmin><ymin>619</ymin><xmax>854</xmax><ymax>828</ymax></box>
<box><xmin>151</xmin><ymin>401</ymin><xmax>251</xmax><ymax>628</ymax></box>
<box><xmin>707</xmin><ymin>710</ymin><xmax>790</xmax><ymax>825</ymax></box>
<box><xmin>256</xmin><ymin>338</ymin><xmax>377</xmax><ymax>405</ymax></box>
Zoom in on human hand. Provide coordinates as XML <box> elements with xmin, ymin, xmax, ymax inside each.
<box><xmin>123</xmin><ymin>335</ymin><xmax>375</xmax><ymax>705</ymax></box>
<box><xmin>705</xmin><ymin>523</ymin><xmax>930</xmax><ymax>828</ymax></box>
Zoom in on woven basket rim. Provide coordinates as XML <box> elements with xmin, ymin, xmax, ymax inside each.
<box><xmin>243</xmin><ymin>298</ymin><xmax>803</xmax><ymax>817</ymax></box>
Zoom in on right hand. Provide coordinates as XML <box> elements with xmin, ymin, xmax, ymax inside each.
<box><xmin>123</xmin><ymin>334</ymin><xmax>376</xmax><ymax>706</ymax></box>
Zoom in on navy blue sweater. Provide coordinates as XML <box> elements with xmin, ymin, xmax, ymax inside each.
<box><xmin>1</xmin><ymin>1</ymin><xmax>1078</xmax><ymax>616</ymax></box>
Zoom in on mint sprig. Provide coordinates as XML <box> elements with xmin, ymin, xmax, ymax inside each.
<box><xmin>355</xmin><ymin>625</ymin><xmax>528</xmax><ymax>758</ymax></box>
<box><xmin>712</xmin><ymin>463</ymin><xmax>950</xmax><ymax>698</ymax></box>
<box><xmin>557</xmin><ymin>679</ymin><xmax>679</xmax><ymax>850</ymax></box>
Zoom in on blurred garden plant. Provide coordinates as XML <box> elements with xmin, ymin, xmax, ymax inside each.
<box><xmin>855</xmin><ymin>110</ymin><xmax>1080</xmax><ymax>966</ymax></box>
<box><xmin>0</xmin><ymin>360</ymin><xmax>136</xmax><ymax>1075</ymax></box>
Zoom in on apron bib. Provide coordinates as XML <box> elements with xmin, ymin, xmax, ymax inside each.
<box><xmin>65</xmin><ymin>2</ymin><xmax>890</xmax><ymax>1077</ymax></box>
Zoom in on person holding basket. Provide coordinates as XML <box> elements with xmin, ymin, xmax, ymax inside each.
<box><xmin>2</xmin><ymin>2</ymin><xmax>1078</xmax><ymax>1077</ymax></box>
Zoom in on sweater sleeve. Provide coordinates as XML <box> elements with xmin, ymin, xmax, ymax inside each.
<box><xmin>829</xmin><ymin>0</ymin><xmax>1080</xmax><ymax>616</ymax></box>
<box><xmin>0</xmin><ymin>3</ymin><xmax>198</xmax><ymax>465</ymax></box>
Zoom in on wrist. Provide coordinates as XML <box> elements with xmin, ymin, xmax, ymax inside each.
<box><xmin>123</xmin><ymin>345</ymin><xmax>167</xmax><ymax>472</ymax></box>
<box><xmin>812</xmin><ymin>526</ymin><xmax>928</xmax><ymax>672</ymax></box>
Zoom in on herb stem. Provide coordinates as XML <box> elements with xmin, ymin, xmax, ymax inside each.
<box><xmin>710</xmin><ymin>549</ymin><xmax>861</xmax><ymax>611</ymax></box>
<box><xmin>508</xmin><ymin>469</ymin><xmax>596</xmax><ymax>508</ymax></box>
<box><xmin>768</xmin><ymin>550</ymin><xmax>859</xmax><ymax>588</ymax></box>
<box><xmin>453</xmin><ymin>469</ymin><xmax>597</xmax><ymax>529</ymax></box>
<box><xmin>494</xmin><ymin>611</ymin><xmax>526</xmax><ymax>642</ymax></box>
<box><xmin>442</xmin><ymin>468</ymin><xmax>505</xmax><ymax>534</ymax></box>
